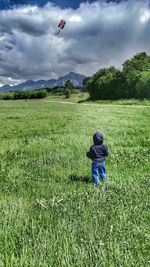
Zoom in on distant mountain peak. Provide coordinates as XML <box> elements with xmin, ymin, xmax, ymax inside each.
<box><xmin>0</xmin><ymin>72</ymin><xmax>86</xmax><ymax>92</ymax></box>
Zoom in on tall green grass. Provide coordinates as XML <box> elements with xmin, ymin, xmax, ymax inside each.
<box><xmin>0</xmin><ymin>98</ymin><xmax>150</xmax><ymax>267</ymax></box>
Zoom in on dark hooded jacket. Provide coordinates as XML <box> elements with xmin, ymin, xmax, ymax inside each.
<box><xmin>86</xmin><ymin>132</ymin><xmax>109</xmax><ymax>162</ymax></box>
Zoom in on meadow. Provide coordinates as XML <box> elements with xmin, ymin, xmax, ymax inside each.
<box><xmin>0</xmin><ymin>96</ymin><xmax>150</xmax><ymax>267</ymax></box>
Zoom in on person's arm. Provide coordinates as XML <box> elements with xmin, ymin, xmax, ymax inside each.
<box><xmin>86</xmin><ymin>146</ymin><xmax>94</xmax><ymax>159</ymax></box>
<box><xmin>103</xmin><ymin>144</ymin><xmax>109</xmax><ymax>157</ymax></box>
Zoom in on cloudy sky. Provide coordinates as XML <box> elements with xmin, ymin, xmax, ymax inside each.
<box><xmin>0</xmin><ymin>0</ymin><xmax>150</xmax><ymax>86</ymax></box>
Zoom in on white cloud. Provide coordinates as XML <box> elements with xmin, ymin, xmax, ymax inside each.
<box><xmin>0</xmin><ymin>0</ymin><xmax>150</xmax><ymax>85</ymax></box>
<box><xmin>140</xmin><ymin>9</ymin><xmax>150</xmax><ymax>23</ymax></box>
<box><xmin>69</xmin><ymin>15</ymin><xmax>82</xmax><ymax>22</ymax></box>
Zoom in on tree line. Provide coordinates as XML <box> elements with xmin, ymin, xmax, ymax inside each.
<box><xmin>0</xmin><ymin>81</ymin><xmax>78</xmax><ymax>100</ymax></box>
<box><xmin>0</xmin><ymin>89</ymin><xmax>48</xmax><ymax>100</ymax></box>
<box><xmin>84</xmin><ymin>52</ymin><xmax>150</xmax><ymax>100</ymax></box>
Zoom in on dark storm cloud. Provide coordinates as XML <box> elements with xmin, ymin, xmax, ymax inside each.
<box><xmin>0</xmin><ymin>7</ymin><xmax>48</xmax><ymax>36</ymax></box>
<box><xmin>0</xmin><ymin>0</ymin><xmax>150</xmax><ymax>85</ymax></box>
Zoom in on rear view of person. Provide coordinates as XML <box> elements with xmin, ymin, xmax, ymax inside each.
<box><xmin>86</xmin><ymin>131</ymin><xmax>109</xmax><ymax>186</ymax></box>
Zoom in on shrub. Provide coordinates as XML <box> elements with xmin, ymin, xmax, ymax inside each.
<box><xmin>0</xmin><ymin>89</ymin><xmax>47</xmax><ymax>100</ymax></box>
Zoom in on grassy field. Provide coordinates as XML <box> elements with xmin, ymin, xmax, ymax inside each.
<box><xmin>45</xmin><ymin>93</ymin><xmax>150</xmax><ymax>106</ymax></box>
<box><xmin>0</xmin><ymin>97</ymin><xmax>150</xmax><ymax>267</ymax></box>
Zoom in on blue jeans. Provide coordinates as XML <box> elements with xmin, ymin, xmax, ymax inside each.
<box><xmin>92</xmin><ymin>161</ymin><xmax>107</xmax><ymax>185</ymax></box>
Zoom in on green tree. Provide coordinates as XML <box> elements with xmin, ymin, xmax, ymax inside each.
<box><xmin>86</xmin><ymin>67</ymin><xmax>125</xmax><ymax>100</ymax></box>
<box><xmin>64</xmin><ymin>80</ymin><xmax>74</xmax><ymax>98</ymax></box>
<box><xmin>122</xmin><ymin>52</ymin><xmax>150</xmax><ymax>74</ymax></box>
<box><xmin>83</xmin><ymin>77</ymin><xmax>91</xmax><ymax>91</ymax></box>
<box><xmin>86</xmin><ymin>52</ymin><xmax>150</xmax><ymax>100</ymax></box>
<box><xmin>135</xmin><ymin>71</ymin><xmax>150</xmax><ymax>99</ymax></box>
<box><xmin>64</xmin><ymin>88</ymin><xmax>71</xmax><ymax>98</ymax></box>
<box><xmin>65</xmin><ymin>80</ymin><xmax>74</xmax><ymax>92</ymax></box>
<box><xmin>123</xmin><ymin>52</ymin><xmax>150</xmax><ymax>98</ymax></box>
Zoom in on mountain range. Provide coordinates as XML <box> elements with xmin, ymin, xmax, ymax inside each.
<box><xmin>0</xmin><ymin>72</ymin><xmax>86</xmax><ymax>92</ymax></box>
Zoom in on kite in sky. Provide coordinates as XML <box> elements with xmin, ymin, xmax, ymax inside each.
<box><xmin>55</xmin><ymin>19</ymin><xmax>66</xmax><ymax>35</ymax></box>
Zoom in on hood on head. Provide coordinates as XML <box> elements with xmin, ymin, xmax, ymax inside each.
<box><xmin>93</xmin><ymin>132</ymin><xmax>104</xmax><ymax>145</ymax></box>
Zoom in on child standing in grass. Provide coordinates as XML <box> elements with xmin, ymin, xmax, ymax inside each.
<box><xmin>86</xmin><ymin>131</ymin><xmax>109</xmax><ymax>186</ymax></box>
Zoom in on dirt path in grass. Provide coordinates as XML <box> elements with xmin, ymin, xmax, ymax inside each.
<box><xmin>42</xmin><ymin>100</ymin><xmax>150</xmax><ymax>108</ymax></box>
